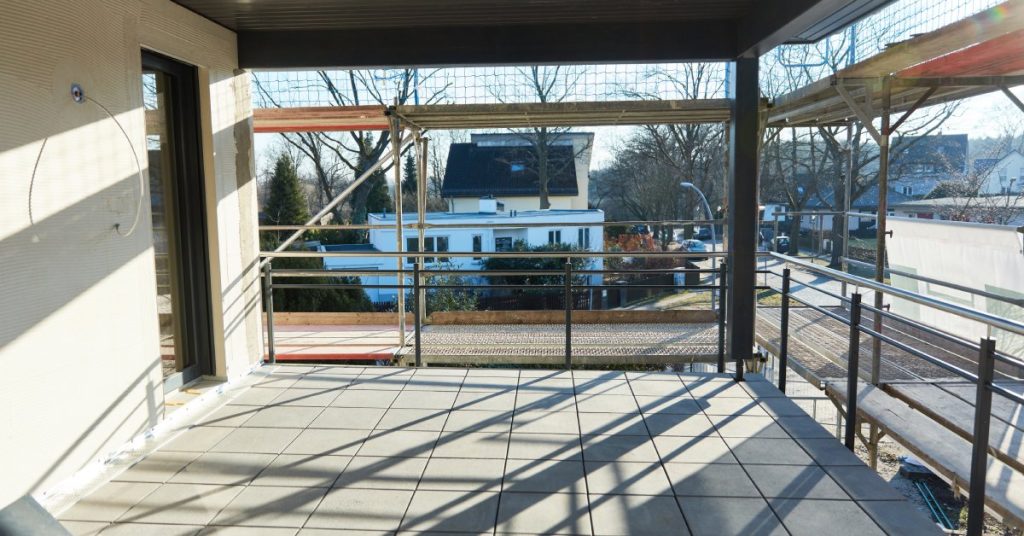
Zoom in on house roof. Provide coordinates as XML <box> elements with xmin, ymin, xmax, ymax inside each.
<box><xmin>441</xmin><ymin>143</ymin><xmax>579</xmax><ymax>198</ymax></box>
<box><xmin>806</xmin><ymin>185</ymin><xmax>916</xmax><ymax>210</ymax></box>
<box><xmin>890</xmin><ymin>134</ymin><xmax>968</xmax><ymax>173</ymax></box>
<box><xmin>894</xmin><ymin>196</ymin><xmax>1024</xmax><ymax>209</ymax></box>
<box><xmin>369</xmin><ymin>208</ymin><xmax>604</xmax><ymax>223</ymax></box>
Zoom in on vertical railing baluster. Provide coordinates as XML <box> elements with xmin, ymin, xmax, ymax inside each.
<box><xmin>845</xmin><ymin>292</ymin><xmax>862</xmax><ymax>451</ymax></box>
<box><xmin>967</xmin><ymin>337</ymin><xmax>996</xmax><ymax>536</ymax></box>
<box><xmin>414</xmin><ymin>262</ymin><xmax>422</xmax><ymax>367</ymax></box>
<box><xmin>564</xmin><ymin>258</ymin><xmax>572</xmax><ymax>369</ymax></box>
<box><xmin>718</xmin><ymin>261</ymin><xmax>727</xmax><ymax>373</ymax></box>
<box><xmin>779</xmin><ymin>268</ymin><xmax>791</xmax><ymax>393</ymax></box>
<box><xmin>263</xmin><ymin>260</ymin><xmax>276</xmax><ymax>364</ymax></box>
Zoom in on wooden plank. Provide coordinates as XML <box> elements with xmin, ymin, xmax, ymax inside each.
<box><xmin>898</xmin><ymin>29</ymin><xmax>1024</xmax><ymax>78</ymax></box>
<box><xmin>253</xmin><ymin>105</ymin><xmax>389</xmax><ymax>132</ymax></box>
<box><xmin>885</xmin><ymin>382</ymin><xmax>1024</xmax><ymax>474</ymax></box>
<box><xmin>828</xmin><ymin>383</ymin><xmax>1024</xmax><ymax>526</ymax></box>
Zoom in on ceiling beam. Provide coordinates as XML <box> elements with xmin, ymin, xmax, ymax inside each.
<box><xmin>736</xmin><ymin>0</ymin><xmax>890</xmax><ymax>58</ymax></box>
<box><xmin>238</xmin><ymin>20</ymin><xmax>736</xmax><ymax>69</ymax></box>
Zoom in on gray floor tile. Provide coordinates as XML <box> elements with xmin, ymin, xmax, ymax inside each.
<box><xmin>58</xmin><ymin>482</ymin><xmax>160</xmax><ymax>522</ymax></box>
<box><xmin>757</xmin><ymin>397</ymin><xmax>812</xmax><ymax>418</ymax></box>
<box><xmin>577</xmin><ymin>412</ymin><xmax>648</xmax><ymax>436</ymax></box>
<box><xmin>270</xmin><ymin>388</ymin><xmax>342</xmax><ymax>407</ymax></box>
<box><xmin>635</xmin><ymin>396</ymin><xmax>705</xmax><ymax>415</ymax></box>
<box><xmin>414</xmin><ymin>368</ymin><xmax>468</xmax><ymax>377</ymax></box>
<box><xmin>162</xmin><ymin>426</ymin><xmax>234</xmax><ymax>453</ymax></box>
<box><xmin>330</xmin><ymin>389</ymin><xmax>398</xmax><ymax>409</ymax></box>
<box><xmin>573</xmin><ymin>371</ymin><xmax>625</xmax><ymax>381</ymax></box>
<box><xmin>358</xmin><ymin>430</ymin><xmax>440</xmax><ymax>457</ymax></box>
<box><xmin>461</xmin><ymin>375</ymin><xmax>518</xmax><ymax>390</ymax></box>
<box><xmin>211</xmin><ymin>485</ymin><xmax>326</xmax><ymax>527</ymax></box>
<box><xmin>496</xmin><ymin>492</ymin><xmax>592</xmax><ymax>535</ymax></box>
<box><xmin>653</xmin><ymin>436</ymin><xmax>737</xmax><ymax>464</ymax></box>
<box><xmin>306</xmin><ymin>488</ymin><xmax>413</xmax><ymax>531</ymax></box>
<box><xmin>823</xmin><ymin>466</ymin><xmax>906</xmax><ymax>500</ymax></box>
<box><xmin>514</xmin><ymin>411</ymin><xmax>581</xmax><ymax>434</ymax></box>
<box><xmin>453</xmin><ymin>391</ymin><xmax>516</xmax><ymax>411</ymax></box>
<box><xmin>582</xmin><ymin>434</ymin><xmax>660</xmax><ymax>462</ymax></box>
<box><xmin>114</xmin><ymin>452</ymin><xmax>200</xmax><ymax>483</ymax></box>
<box><xmin>740</xmin><ymin>381</ymin><xmax>789</xmax><ymax>399</ymax></box>
<box><xmin>709</xmin><ymin>415</ymin><xmax>789</xmax><ymax>439</ymax></box>
<box><xmin>252</xmin><ymin>454</ymin><xmax>351</xmax><ymax>488</ymax></box>
<box><xmin>228</xmin><ymin>387</ymin><xmax>288</xmax><ymax>406</ymax></box>
<box><xmin>744</xmin><ymin>464</ymin><xmax>850</xmax><ymax>499</ymax></box>
<box><xmin>702</xmin><ymin>397</ymin><xmax>769</xmax><ymax>416</ymax></box>
<box><xmin>643</xmin><ymin>413</ymin><xmax>715</xmax><ymax>437</ymax></box>
<box><xmin>292</xmin><ymin>376</ymin><xmax>355</xmax><ymax>390</ymax></box>
<box><xmin>375</xmin><ymin>408</ymin><xmax>448</xmax><ymax>431</ymax></box>
<box><xmin>284</xmin><ymin>429</ymin><xmax>369</xmax><ymax>456</ymax></box>
<box><xmin>400</xmin><ymin>490</ymin><xmax>499</xmax><ymax>533</ymax></box>
<box><xmin>210</xmin><ymin>428</ymin><xmax>302</xmax><ymax>454</ymax></box>
<box><xmin>58</xmin><ymin>521</ymin><xmax>108</xmax><ymax>535</ymax></box>
<box><xmin>665</xmin><ymin>462</ymin><xmax>761</xmax><ymax>497</ymax></box>
<box><xmin>434</xmin><ymin>431</ymin><xmax>510</xmax><ymax>459</ymax></box>
<box><xmin>626</xmin><ymin>372</ymin><xmax>681</xmax><ymax>381</ymax></box>
<box><xmin>309</xmin><ymin>406</ymin><xmax>387</xmax><ymax>430</ymax></box>
<box><xmin>419</xmin><ymin>457</ymin><xmax>505</xmax><ymax>491</ymax></box>
<box><xmin>195</xmin><ymin>405</ymin><xmax>258</xmax><ymax>427</ymax></box>
<box><xmin>508</xmin><ymin>433</ymin><xmax>581</xmax><ymax>461</ymax></box>
<box><xmin>391</xmin><ymin>390</ymin><xmax>458</xmax><ymax>409</ymax></box>
<box><xmin>678</xmin><ymin>496</ymin><xmax>787</xmax><ymax>536</ymax></box>
<box><xmin>254</xmin><ymin>376</ymin><xmax>299</xmax><ymax>389</ymax></box>
<box><xmin>515</xmin><ymin>392</ymin><xmax>576</xmax><ymax>411</ymax></box>
<box><xmin>686</xmin><ymin>381</ymin><xmax>754</xmax><ymax>399</ymax></box>
<box><xmin>584</xmin><ymin>460</ymin><xmax>672</xmax><ymax>496</ymax></box>
<box><xmin>518</xmin><ymin>378</ymin><xmax>575</xmax><ymax>394</ymax></box>
<box><xmin>590</xmin><ymin>494</ymin><xmax>688</xmax><ymax>536</ymax></box>
<box><xmin>199</xmin><ymin>527</ymin><xmax>297</xmax><ymax>535</ymax></box>
<box><xmin>775</xmin><ymin>415</ymin><xmax>836</xmax><ymax>439</ymax></box>
<box><xmin>725</xmin><ymin>437</ymin><xmax>814</xmax><ymax>465</ymax></box>
<box><xmin>117</xmin><ymin>484</ymin><xmax>243</xmax><ymax>525</ymax></box>
<box><xmin>628</xmin><ymin>381</ymin><xmax>688</xmax><ymax>397</ymax></box>
<box><xmin>443</xmin><ymin>410</ymin><xmax>514</xmax><ymax>433</ymax></box>
<box><xmin>404</xmin><ymin>377</ymin><xmax>464</xmax><ymax>392</ymax></box>
<box><xmin>769</xmin><ymin>498</ymin><xmax>886</xmax><ymax>536</ymax></box>
<box><xmin>333</xmin><ymin>456</ymin><xmax>427</xmax><ymax>490</ymax></box>
<box><xmin>576</xmin><ymin>395</ymin><xmax>639</xmax><ymax>414</ymax></box>
<box><xmin>573</xmin><ymin>380</ymin><xmax>632</xmax><ymax>396</ymax></box>
<box><xmin>503</xmin><ymin>458</ymin><xmax>587</xmax><ymax>494</ymax></box>
<box><xmin>857</xmin><ymin>500</ymin><xmax>945</xmax><ymax>535</ymax></box>
<box><xmin>793</xmin><ymin>438</ymin><xmax>865</xmax><ymax>466</ymax></box>
<box><xmin>347</xmin><ymin>378</ymin><xmax>408</xmax><ymax>391</ymax></box>
<box><xmin>169</xmin><ymin>452</ymin><xmax>276</xmax><ymax>485</ymax></box>
<box><xmin>99</xmin><ymin>523</ymin><xmax>203</xmax><ymax>535</ymax></box>
<box><xmin>243</xmin><ymin>406</ymin><xmax>323</xmax><ymax>429</ymax></box>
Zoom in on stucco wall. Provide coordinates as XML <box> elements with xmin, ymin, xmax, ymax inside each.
<box><xmin>0</xmin><ymin>0</ymin><xmax>262</xmax><ymax>506</ymax></box>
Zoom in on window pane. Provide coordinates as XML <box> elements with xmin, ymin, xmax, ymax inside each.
<box><xmin>406</xmin><ymin>237</ymin><xmax>418</xmax><ymax>265</ymax></box>
<box><xmin>472</xmin><ymin>235</ymin><xmax>482</xmax><ymax>260</ymax></box>
<box><xmin>437</xmin><ymin>236</ymin><xmax>449</xmax><ymax>263</ymax></box>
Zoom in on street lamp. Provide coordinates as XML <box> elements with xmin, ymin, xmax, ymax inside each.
<box><xmin>681</xmin><ymin>182</ymin><xmax>718</xmax><ymax>311</ymax></box>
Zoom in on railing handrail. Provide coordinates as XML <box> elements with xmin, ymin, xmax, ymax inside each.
<box><xmin>263</xmin><ymin>250</ymin><xmax>730</xmax><ymax>259</ymax></box>
<box><xmin>772</xmin><ymin>252</ymin><xmax>1024</xmax><ymax>338</ymax></box>
<box><xmin>259</xmin><ymin>219</ymin><xmax>725</xmax><ymax>231</ymax></box>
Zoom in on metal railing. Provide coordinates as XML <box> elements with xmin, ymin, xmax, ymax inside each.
<box><xmin>768</xmin><ymin>252</ymin><xmax>1024</xmax><ymax>536</ymax></box>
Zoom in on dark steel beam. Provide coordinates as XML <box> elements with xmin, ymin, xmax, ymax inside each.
<box><xmin>238</xmin><ymin>21</ymin><xmax>737</xmax><ymax>68</ymax></box>
<box><xmin>726</xmin><ymin>58</ymin><xmax>760</xmax><ymax>376</ymax></box>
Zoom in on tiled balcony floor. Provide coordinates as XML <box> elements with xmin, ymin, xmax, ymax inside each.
<box><xmin>57</xmin><ymin>365</ymin><xmax>940</xmax><ymax>535</ymax></box>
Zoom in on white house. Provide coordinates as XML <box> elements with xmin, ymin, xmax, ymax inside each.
<box><xmin>442</xmin><ymin>132</ymin><xmax>595</xmax><ymax>212</ymax></box>
<box><xmin>322</xmin><ymin>201</ymin><xmax>605</xmax><ymax>302</ymax></box>
<box><xmin>976</xmin><ymin>150</ymin><xmax>1024</xmax><ymax>196</ymax></box>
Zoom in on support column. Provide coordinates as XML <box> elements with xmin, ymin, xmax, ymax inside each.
<box><xmin>726</xmin><ymin>57</ymin><xmax>760</xmax><ymax>377</ymax></box>
<box><xmin>390</xmin><ymin>117</ymin><xmax>406</xmax><ymax>347</ymax></box>
<box><xmin>416</xmin><ymin>135</ymin><xmax>429</xmax><ymax>325</ymax></box>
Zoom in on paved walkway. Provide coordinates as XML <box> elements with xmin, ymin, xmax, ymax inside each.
<box><xmin>56</xmin><ymin>365</ymin><xmax>938</xmax><ymax>535</ymax></box>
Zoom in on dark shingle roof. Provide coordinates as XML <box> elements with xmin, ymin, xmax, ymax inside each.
<box><xmin>441</xmin><ymin>143</ymin><xmax>578</xmax><ymax>198</ymax></box>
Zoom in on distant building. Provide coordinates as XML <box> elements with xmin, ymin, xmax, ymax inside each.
<box><xmin>442</xmin><ymin>132</ymin><xmax>594</xmax><ymax>212</ymax></box>
<box><xmin>975</xmin><ymin>150</ymin><xmax>1024</xmax><ymax>196</ymax></box>
<box><xmin>889</xmin><ymin>134</ymin><xmax>968</xmax><ymax>198</ymax></box>
<box><xmin>322</xmin><ymin>201</ymin><xmax>605</xmax><ymax>302</ymax></box>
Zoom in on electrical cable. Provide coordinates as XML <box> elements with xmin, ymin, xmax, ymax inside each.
<box><xmin>26</xmin><ymin>90</ymin><xmax>145</xmax><ymax>237</ymax></box>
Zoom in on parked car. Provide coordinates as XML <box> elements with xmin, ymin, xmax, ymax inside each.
<box><xmin>773</xmin><ymin>236</ymin><xmax>791</xmax><ymax>252</ymax></box>
<box><xmin>679</xmin><ymin>239</ymin><xmax>708</xmax><ymax>261</ymax></box>
<box><xmin>696</xmin><ymin>226</ymin><xmax>713</xmax><ymax>241</ymax></box>
<box><xmin>628</xmin><ymin>224</ymin><xmax>652</xmax><ymax>237</ymax></box>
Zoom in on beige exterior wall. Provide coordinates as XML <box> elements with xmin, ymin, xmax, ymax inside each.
<box><xmin>450</xmin><ymin>196</ymin><xmax>577</xmax><ymax>213</ymax></box>
<box><xmin>0</xmin><ymin>0</ymin><xmax>262</xmax><ymax>506</ymax></box>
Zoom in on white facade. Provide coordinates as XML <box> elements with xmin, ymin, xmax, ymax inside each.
<box><xmin>979</xmin><ymin>151</ymin><xmax>1024</xmax><ymax>196</ymax></box>
<box><xmin>323</xmin><ymin>208</ymin><xmax>606</xmax><ymax>302</ymax></box>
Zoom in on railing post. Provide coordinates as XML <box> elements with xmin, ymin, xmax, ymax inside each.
<box><xmin>262</xmin><ymin>261</ymin><xmax>276</xmax><ymax>364</ymax></box>
<box><xmin>717</xmin><ymin>261</ymin><xmax>727</xmax><ymax>373</ymax></box>
<box><xmin>844</xmin><ymin>292</ymin><xmax>863</xmax><ymax>451</ymax></box>
<box><xmin>967</xmin><ymin>337</ymin><xmax>997</xmax><ymax>536</ymax></box>
<box><xmin>413</xmin><ymin>262</ymin><xmax>422</xmax><ymax>367</ymax></box>
<box><xmin>564</xmin><ymin>258</ymin><xmax>573</xmax><ymax>369</ymax></box>
<box><xmin>779</xmin><ymin>268</ymin><xmax>791</xmax><ymax>393</ymax></box>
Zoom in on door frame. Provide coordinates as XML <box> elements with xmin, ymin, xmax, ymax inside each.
<box><xmin>142</xmin><ymin>50</ymin><xmax>214</xmax><ymax>391</ymax></box>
